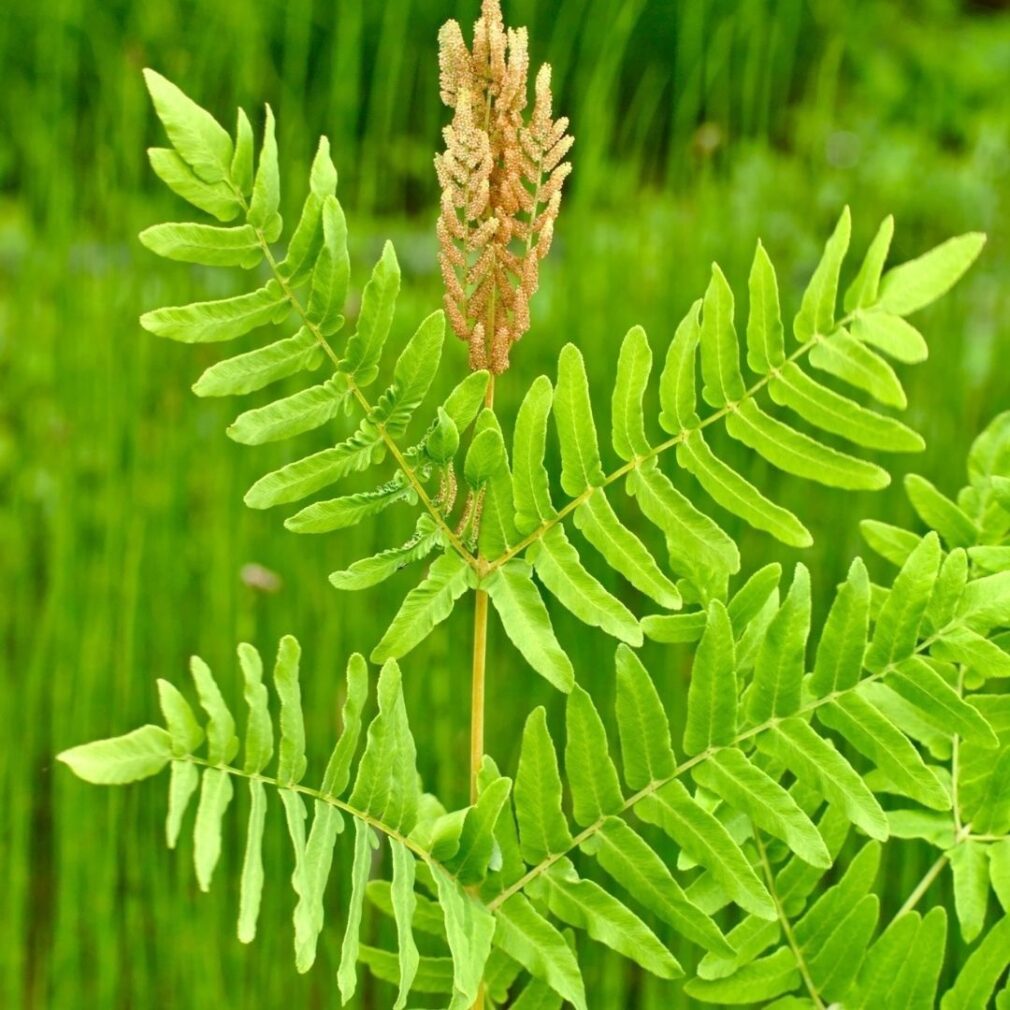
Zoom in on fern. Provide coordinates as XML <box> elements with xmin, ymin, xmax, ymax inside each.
<box><xmin>55</xmin><ymin>4</ymin><xmax>1010</xmax><ymax>1005</ymax></box>
<box><xmin>134</xmin><ymin>70</ymin><xmax>982</xmax><ymax>692</ymax></box>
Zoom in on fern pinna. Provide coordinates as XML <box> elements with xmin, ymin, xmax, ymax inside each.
<box><xmin>55</xmin><ymin>2</ymin><xmax>1010</xmax><ymax>1007</ymax></box>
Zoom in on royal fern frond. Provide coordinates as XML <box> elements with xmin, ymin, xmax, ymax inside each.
<box><xmin>58</xmin><ymin>636</ymin><xmax>518</xmax><ymax>1007</ymax></box>
<box><xmin>137</xmin><ymin>71</ymin><xmax>985</xmax><ymax>694</ymax></box>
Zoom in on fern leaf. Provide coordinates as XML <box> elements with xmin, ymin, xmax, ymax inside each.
<box><xmin>639</xmin><ymin>780</ymin><xmax>775</xmax><ymax>919</ymax></box>
<box><xmin>193</xmin><ymin>767</ymin><xmax>234</xmax><ymax>891</ymax></box>
<box><xmin>512</xmin><ymin>375</ymin><xmax>557</xmax><ymax>533</ymax></box>
<box><xmin>56</xmin><ymin>725</ymin><xmax>173</xmax><ymax>784</ymax></box>
<box><xmin>371</xmin><ymin>552</ymin><xmax>475</xmax><ymax>662</ymax></box>
<box><xmin>337</xmin><ymin>818</ymin><xmax>377</xmax><ymax>1004</ymax></box>
<box><xmin>493</xmin><ymin>894</ymin><xmax>587</xmax><ymax>1010</ymax></box>
<box><xmin>564</xmin><ymin>685</ymin><xmax>624</xmax><ymax>826</ymax></box>
<box><xmin>683</xmin><ymin>600</ymin><xmax>737</xmax><ymax>755</ymax></box>
<box><xmin>285</xmin><ymin>474</ymin><xmax>415</xmax><ymax>534</ymax></box>
<box><xmin>142</xmin><ymin>284</ymin><xmax>289</xmax><ymax>343</ymax></box>
<box><xmin>808</xmin><ymin>330</ymin><xmax>907</xmax><ymax>408</ymax></box>
<box><xmin>699</xmin><ymin>263</ymin><xmax>745</xmax><ymax>407</ymax></box>
<box><xmin>554</xmin><ymin>344</ymin><xmax>605</xmax><ymax>495</ymax></box>
<box><xmin>878</xmin><ymin>232</ymin><xmax>987</xmax><ymax>316</ymax></box>
<box><xmin>793</xmin><ymin>206</ymin><xmax>850</xmax><ymax>341</ymax></box>
<box><xmin>328</xmin><ymin>517</ymin><xmax>443</xmax><ymax>591</ymax></box>
<box><xmin>147</xmin><ymin>147</ymin><xmax>240</xmax><ymax>220</ymax></box>
<box><xmin>192</xmin><ymin>327</ymin><xmax>320</xmax><ymax>398</ymax></box>
<box><xmin>573</xmin><ymin>490</ymin><xmax>682</xmax><ymax>609</ymax></box>
<box><xmin>529</xmin><ymin>525</ymin><xmax>642</xmax><ymax>645</ymax></box>
<box><xmin>343</xmin><ymin>241</ymin><xmax>400</xmax><ymax>386</ymax></box>
<box><xmin>139</xmin><ymin>222</ymin><xmax>262</xmax><ymax>268</ymax></box>
<box><xmin>809</xmin><ymin>558</ymin><xmax>870</xmax><ymax>697</ymax></box>
<box><xmin>484</xmin><ymin>561</ymin><xmax>574</xmax><ymax>692</ymax></box>
<box><xmin>611</xmin><ymin>325</ymin><xmax>653</xmax><ymax>461</ymax></box>
<box><xmin>614</xmin><ymin>644</ymin><xmax>676</xmax><ymax>789</ymax></box>
<box><xmin>515</xmin><ymin>708</ymin><xmax>573</xmax><ymax>864</ymax></box>
<box><xmin>237</xmin><ymin>779</ymin><xmax>268</xmax><ymax>942</ymax></box>
<box><xmin>227</xmin><ymin>375</ymin><xmax>348</xmax><ymax>445</ymax></box>
<box><xmin>537</xmin><ymin>859</ymin><xmax>682</xmax><ymax>978</ymax></box>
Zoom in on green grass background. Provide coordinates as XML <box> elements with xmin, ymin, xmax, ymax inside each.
<box><xmin>2</xmin><ymin>0</ymin><xmax>1009</xmax><ymax>1006</ymax></box>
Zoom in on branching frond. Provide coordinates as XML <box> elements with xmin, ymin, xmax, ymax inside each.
<box><xmin>58</xmin><ymin>636</ymin><xmax>512</xmax><ymax>1007</ymax></box>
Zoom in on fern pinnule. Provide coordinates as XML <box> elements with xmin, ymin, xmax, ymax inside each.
<box><xmin>436</xmin><ymin>0</ymin><xmax>572</xmax><ymax>375</ymax></box>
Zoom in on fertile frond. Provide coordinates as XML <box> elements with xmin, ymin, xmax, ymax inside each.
<box><xmin>58</xmin><ymin>637</ymin><xmax>506</xmax><ymax>1006</ymax></box>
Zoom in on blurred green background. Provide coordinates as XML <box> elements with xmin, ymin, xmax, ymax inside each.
<box><xmin>2</xmin><ymin>0</ymin><xmax>1009</xmax><ymax>1007</ymax></box>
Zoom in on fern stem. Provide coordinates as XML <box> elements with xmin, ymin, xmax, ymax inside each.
<box><xmin>488</xmin><ymin>624</ymin><xmax>947</xmax><ymax>912</ymax></box>
<box><xmin>485</xmin><ymin>314</ymin><xmax>856</xmax><ymax>572</ymax></box>
<box><xmin>895</xmin><ymin>851</ymin><xmax>952</xmax><ymax>919</ymax></box>
<box><xmin>470</xmin><ymin>587</ymin><xmax>489</xmax><ymax>804</ymax></box>
<box><xmin>755</xmin><ymin>830</ymin><xmax>826</xmax><ymax>1010</ymax></box>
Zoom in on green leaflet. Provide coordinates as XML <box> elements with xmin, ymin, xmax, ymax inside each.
<box><xmin>699</xmin><ymin>263</ymin><xmax>745</xmax><ymax>407</ymax></box>
<box><xmin>348</xmin><ymin>660</ymin><xmax>419</xmax><ymax>834</ymax></box>
<box><xmin>554</xmin><ymin>344</ymin><xmax>605</xmax><ymax>495</ymax></box>
<box><xmin>484</xmin><ymin>560</ymin><xmax>574</xmax><ymax>692</ymax></box>
<box><xmin>851</xmin><ymin>311</ymin><xmax>928</xmax><ymax>363</ymax></box>
<box><xmin>306</xmin><ymin>196</ymin><xmax>349</xmax><ymax>334</ymax></box>
<box><xmin>573</xmin><ymin>490</ymin><xmax>682</xmax><ymax>609</ymax></box>
<box><xmin>389</xmin><ymin>840</ymin><xmax>419</xmax><ymax>1008</ymax></box>
<box><xmin>227</xmin><ymin>374</ymin><xmax>347</xmax><ymax>445</ymax></box>
<box><xmin>56</xmin><ymin>725</ymin><xmax>173</xmax><ymax>785</ymax></box>
<box><xmin>878</xmin><ymin>232</ymin><xmax>987</xmax><ymax>316</ymax></box>
<box><xmin>693</xmin><ymin>749</ymin><xmax>830</xmax><ymax>867</ymax></box>
<box><xmin>237</xmin><ymin>778</ymin><xmax>268</xmax><ymax>942</ymax></box>
<box><xmin>769</xmin><ymin>361</ymin><xmax>924</xmax><ymax>452</ymax></box>
<box><xmin>539</xmin><ymin>858</ymin><xmax>682</xmax><ymax>978</ymax></box>
<box><xmin>371</xmin><ymin>552</ymin><xmax>475</xmax><ymax>661</ymax></box>
<box><xmin>358</xmin><ymin>947</ymin><xmax>451</xmax><ymax>994</ymax></box>
<box><xmin>844</xmin><ymin>214</ymin><xmax>894</xmax><ymax>312</ymax></box>
<box><xmin>658</xmin><ymin>298</ymin><xmax>702</xmax><ymax>433</ymax></box>
<box><xmin>758</xmin><ymin>717</ymin><xmax>888</xmax><ymax>840</ymax></box>
<box><xmin>683</xmin><ymin>600</ymin><xmax>737</xmax><ymax>755</ymax></box>
<box><xmin>685</xmin><ymin>946</ymin><xmax>800</xmax><ymax>1004</ymax></box>
<box><xmin>746</xmin><ymin>240</ymin><xmax>785</xmax><ymax>375</ymax></box>
<box><xmin>727</xmin><ymin>398</ymin><xmax>889</xmax><ymax>490</ymax></box>
<box><xmin>564</xmin><ymin>685</ymin><xmax>624</xmax><ymax>826</ymax></box>
<box><xmin>337</xmin><ymin>818</ymin><xmax>375</xmax><ymax>1004</ymax></box>
<box><xmin>816</xmin><ymin>693</ymin><xmax>949</xmax><ymax>810</ymax></box>
<box><xmin>193</xmin><ymin>327</ymin><xmax>320</xmax><ymax>398</ymax></box>
<box><xmin>389</xmin><ymin>310</ymin><xmax>446</xmax><ymax>422</ymax></box>
<box><xmin>141</xmin><ymin>283</ymin><xmax>288</xmax><ymax>343</ymax></box>
<box><xmin>190</xmin><ymin>655</ymin><xmax>238</xmax><ymax>765</ymax></box>
<box><xmin>793</xmin><ymin>206</ymin><xmax>850</xmax><ymax>342</ymax></box>
<box><xmin>809</xmin><ymin>557</ymin><xmax>870</xmax><ymax>697</ymax></box>
<box><xmin>856</xmin><ymin>907</ymin><xmax>946</xmax><ymax>1010</ymax></box>
<box><xmin>148</xmin><ymin>147</ymin><xmax>241</xmax><ymax>221</ymax></box>
<box><xmin>274</xmin><ymin>635</ymin><xmax>306</xmax><ymax>785</ymax></box>
<box><xmin>934</xmin><ymin>625</ymin><xmax>1010</xmax><ymax>680</ymax></box>
<box><xmin>139</xmin><ymin>222</ymin><xmax>262</xmax><ymax>268</ymax></box>
<box><xmin>865</xmin><ymin>532</ymin><xmax>941</xmax><ymax>672</ymax></box>
<box><xmin>449</xmin><ymin>770</ymin><xmax>513</xmax><ymax>885</ymax></box>
<box><xmin>247</xmin><ymin>105</ymin><xmax>280</xmax><ymax>234</ymax></box>
<box><xmin>805</xmin><ymin>894</ymin><xmax>879</xmax><ymax>1001</ymax></box>
<box><xmin>615</xmin><ymin>644</ymin><xmax>676</xmax><ymax>789</ymax></box>
<box><xmin>166</xmin><ymin>760</ymin><xmax>200</xmax><ymax>847</ymax></box>
<box><xmin>237</xmin><ymin>643</ymin><xmax>272</xmax><ymax>774</ymax></box>
<box><xmin>284</xmin><ymin>475</ymin><xmax>415</xmax><ymax>534</ymax></box>
<box><xmin>158</xmin><ymin>678</ymin><xmax>204</xmax><ymax>756</ymax></box>
<box><xmin>493</xmin><ymin>894</ymin><xmax>587</xmax><ymax>1010</ymax></box>
<box><xmin>950</xmin><ymin>841</ymin><xmax>989</xmax><ymax>943</ymax></box>
<box><xmin>513</xmin><ymin>375</ymin><xmax>558</xmax><ymax>533</ymax></box>
<box><xmin>905</xmin><ymin>474</ymin><xmax>979</xmax><ymax>547</ymax></box>
<box><xmin>193</xmin><ymin>767</ymin><xmax>234</xmax><ymax>891</ymax></box>
<box><xmin>808</xmin><ymin>330</ymin><xmax>907</xmax><ymax>409</ymax></box>
<box><xmin>888</xmin><ymin>656</ymin><xmax>998</xmax><ymax>747</ymax></box>
<box><xmin>320</xmin><ymin>653</ymin><xmax>368</xmax><ymax>797</ymax></box>
<box><xmin>638</xmin><ymin>780</ymin><xmax>775</xmax><ymax>919</ymax></box>
<box><xmin>587</xmin><ymin>817</ymin><xmax>733</xmax><ymax>955</ymax></box>
<box><xmin>515</xmin><ymin>708</ymin><xmax>573</xmax><ymax>864</ymax></box>
<box><xmin>628</xmin><ymin>462</ymin><xmax>740</xmax><ymax>579</ymax></box>
<box><xmin>245</xmin><ymin>426</ymin><xmax>381</xmax><ymax>509</ymax></box>
<box><xmin>956</xmin><ymin>571</ymin><xmax>1010</xmax><ymax>633</ymax></box>
<box><xmin>677</xmin><ymin>429</ymin><xmax>812</xmax><ymax>548</ymax></box>
<box><xmin>510</xmin><ymin>977</ymin><xmax>564</xmax><ymax>1010</ymax></box>
<box><xmin>861</xmin><ymin>518</ymin><xmax>922</xmax><ymax>566</ymax></box>
<box><xmin>465</xmin><ymin>424</ymin><xmax>507</xmax><ymax>489</ymax></box>
<box><xmin>611</xmin><ymin>325</ymin><xmax>653</xmax><ymax>461</ymax></box>
<box><xmin>529</xmin><ymin>525</ymin><xmax>642</xmax><ymax>645</ymax></box>
<box><xmin>343</xmin><ymin>240</ymin><xmax>400</xmax><ymax>387</ymax></box>
<box><xmin>940</xmin><ymin>914</ymin><xmax>1010</xmax><ymax>1010</ymax></box>
<box><xmin>143</xmin><ymin>69</ymin><xmax>233</xmax><ymax>183</ymax></box>
<box><xmin>433</xmin><ymin>870</ymin><xmax>495</xmax><ymax>1008</ymax></box>
<box><xmin>328</xmin><ymin>517</ymin><xmax>443</xmax><ymax>591</ymax></box>
<box><xmin>748</xmin><ymin>564</ymin><xmax>811</xmax><ymax>723</ymax></box>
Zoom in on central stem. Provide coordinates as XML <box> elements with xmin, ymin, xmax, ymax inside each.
<box><xmin>470</xmin><ymin>588</ymin><xmax>489</xmax><ymax>803</ymax></box>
